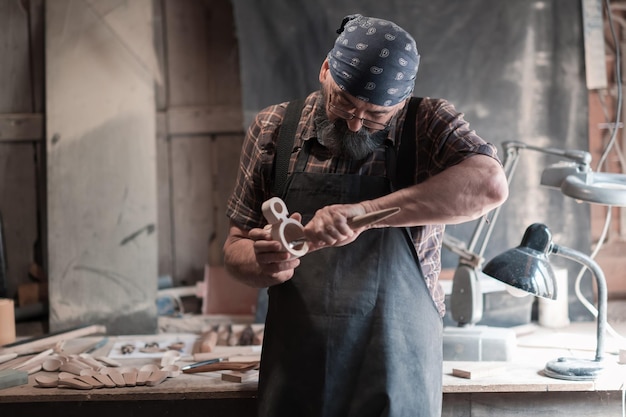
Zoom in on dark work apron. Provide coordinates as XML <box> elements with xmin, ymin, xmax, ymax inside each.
<box><xmin>257</xmin><ymin>139</ymin><xmax>443</xmax><ymax>417</ymax></box>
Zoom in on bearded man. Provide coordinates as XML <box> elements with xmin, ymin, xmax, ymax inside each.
<box><xmin>223</xmin><ymin>14</ymin><xmax>508</xmax><ymax>417</ymax></box>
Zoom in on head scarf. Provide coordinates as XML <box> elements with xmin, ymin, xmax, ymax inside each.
<box><xmin>327</xmin><ymin>14</ymin><xmax>420</xmax><ymax>107</ymax></box>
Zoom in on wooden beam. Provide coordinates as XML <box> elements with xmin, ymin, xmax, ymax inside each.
<box><xmin>164</xmin><ymin>106</ymin><xmax>243</xmax><ymax>136</ymax></box>
<box><xmin>0</xmin><ymin>114</ymin><xmax>44</xmax><ymax>142</ymax></box>
<box><xmin>0</xmin><ymin>324</ymin><xmax>106</xmax><ymax>356</ymax></box>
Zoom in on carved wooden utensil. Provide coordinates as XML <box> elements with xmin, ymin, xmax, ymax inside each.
<box><xmin>288</xmin><ymin>207</ymin><xmax>401</xmax><ymax>248</ymax></box>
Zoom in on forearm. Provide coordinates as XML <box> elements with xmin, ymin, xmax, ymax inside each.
<box><xmin>363</xmin><ymin>155</ymin><xmax>508</xmax><ymax>227</ymax></box>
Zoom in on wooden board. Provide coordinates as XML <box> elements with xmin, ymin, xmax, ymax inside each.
<box><xmin>46</xmin><ymin>0</ymin><xmax>158</xmax><ymax>334</ymax></box>
<box><xmin>0</xmin><ymin>0</ymin><xmax>44</xmax><ymax>301</ymax></box>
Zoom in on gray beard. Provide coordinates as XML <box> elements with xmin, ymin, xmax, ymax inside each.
<box><xmin>313</xmin><ymin>103</ymin><xmax>389</xmax><ymax>160</ymax></box>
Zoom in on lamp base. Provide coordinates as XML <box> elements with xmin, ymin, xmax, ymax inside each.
<box><xmin>443</xmin><ymin>325</ymin><xmax>516</xmax><ymax>361</ymax></box>
<box><xmin>544</xmin><ymin>357</ymin><xmax>605</xmax><ymax>381</ymax></box>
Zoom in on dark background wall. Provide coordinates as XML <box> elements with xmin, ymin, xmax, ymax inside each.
<box><xmin>231</xmin><ymin>0</ymin><xmax>593</xmax><ymax>320</ymax></box>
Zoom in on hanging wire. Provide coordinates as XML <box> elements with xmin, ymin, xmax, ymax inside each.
<box><xmin>573</xmin><ymin>0</ymin><xmax>626</xmax><ymax>342</ymax></box>
<box><xmin>597</xmin><ymin>0</ymin><xmax>623</xmax><ymax>171</ymax></box>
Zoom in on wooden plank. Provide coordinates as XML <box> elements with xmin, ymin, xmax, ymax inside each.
<box><xmin>166</xmin><ymin>106</ymin><xmax>243</xmax><ymax>136</ymax></box>
<box><xmin>28</xmin><ymin>0</ymin><xmax>46</xmax><ymax>113</ymax></box>
<box><xmin>0</xmin><ymin>1</ymin><xmax>43</xmax><ymax>302</ymax></box>
<box><xmin>156</xmin><ymin>112</ymin><xmax>173</xmax><ymax>278</ymax></box>
<box><xmin>170</xmin><ymin>135</ymin><xmax>213</xmax><ymax>285</ymax></box>
<box><xmin>163</xmin><ymin>0</ymin><xmax>242</xmax><ymax>107</ymax></box>
<box><xmin>0</xmin><ymin>0</ymin><xmax>34</xmax><ymax>113</ymax></box>
<box><xmin>153</xmin><ymin>0</ymin><xmax>168</xmax><ymax>111</ymax></box>
<box><xmin>208</xmin><ymin>134</ymin><xmax>244</xmax><ymax>264</ymax></box>
<box><xmin>164</xmin><ymin>0</ymin><xmax>211</xmax><ymax>106</ymax></box>
<box><xmin>46</xmin><ymin>0</ymin><xmax>158</xmax><ymax>334</ymax></box>
<box><xmin>0</xmin><ymin>114</ymin><xmax>44</xmax><ymax>142</ymax></box>
<box><xmin>0</xmin><ymin>145</ymin><xmax>38</xmax><ymax>300</ymax></box>
<box><xmin>444</xmin><ymin>391</ymin><xmax>623</xmax><ymax>417</ymax></box>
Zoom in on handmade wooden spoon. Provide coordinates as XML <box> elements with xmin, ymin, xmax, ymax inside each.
<box><xmin>34</xmin><ymin>375</ymin><xmax>59</xmax><ymax>388</ymax></box>
<box><xmin>42</xmin><ymin>357</ymin><xmax>63</xmax><ymax>372</ymax></box>
<box><xmin>75</xmin><ymin>374</ymin><xmax>104</xmax><ymax>389</ymax></box>
<box><xmin>100</xmin><ymin>367</ymin><xmax>126</xmax><ymax>387</ymax></box>
<box><xmin>161</xmin><ymin>364</ymin><xmax>181</xmax><ymax>377</ymax></box>
<box><xmin>80</xmin><ymin>369</ymin><xmax>116</xmax><ymax>388</ymax></box>
<box><xmin>119</xmin><ymin>367</ymin><xmax>138</xmax><ymax>387</ymax></box>
<box><xmin>136</xmin><ymin>364</ymin><xmax>159</xmax><ymax>386</ymax></box>
<box><xmin>145</xmin><ymin>370</ymin><xmax>168</xmax><ymax>386</ymax></box>
<box><xmin>160</xmin><ymin>350</ymin><xmax>181</xmax><ymax>367</ymax></box>
<box><xmin>58</xmin><ymin>377</ymin><xmax>93</xmax><ymax>390</ymax></box>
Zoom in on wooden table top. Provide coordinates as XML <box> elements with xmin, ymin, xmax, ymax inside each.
<box><xmin>1</xmin><ymin>321</ymin><xmax>625</xmax><ymax>404</ymax></box>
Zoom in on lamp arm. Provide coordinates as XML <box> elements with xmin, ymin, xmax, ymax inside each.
<box><xmin>551</xmin><ymin>244</ymin><xmax>607</xmax><ymax>361</ymax></box>
<box><xmin>502</xmin><ymin>141</ymin><xmax>592</xmax><ymax>166</ymax></box>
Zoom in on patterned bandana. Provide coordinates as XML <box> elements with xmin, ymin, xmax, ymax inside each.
<box><xmin>327</xmin><ymin>15</ymin><xmax>420</xmax><ymax>107</ymax></box>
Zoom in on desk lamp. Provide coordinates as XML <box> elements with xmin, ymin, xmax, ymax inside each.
<box><xmin>445</xmin><ymin>141</ymin><xmax>592</xmax><ymax>328</ymax></box>
<box><xmin>482</xmin><ymin>223</ymin><xmax>607</xmax><ymax>380</ymax></box>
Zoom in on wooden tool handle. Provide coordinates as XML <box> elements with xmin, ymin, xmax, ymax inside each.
<box><xmin>347</xmin><ymin>207</ymin><xmax>401</xmax><ymax>228</ymax></box>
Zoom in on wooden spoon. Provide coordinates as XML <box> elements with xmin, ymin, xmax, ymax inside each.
<box><xmin>80</xmin><ymin>369</ymin><xmax>116</xmax><ymax>388</ymax></box>
<box><xmin>100</xmin><ymin>367</ymin><xmax>125</xmax><ymax>387</ymax></box>
<box><xmin>136</xmin><ymin>364</ymin><xmax>159</xmax><ymax>386</ymax></box>
<box><xmin>42</xmin><ymin>357</ymin><xmax>63</xmax><ymax>372</ymax></box>
<box><xmin>119</xmin><ymin>367</ymin><xmax>138</xmax><ymax>387</ymax></box>
<box><xmin>145</xmin><ymin>370</ymin><xmax>168</xmax><ymax>386</ymax></box>
<box><xmin>161</xmin><ymin>364</ymin><xmax>181</xmax><ymax>378</ymax></box>
<box><xmin>58</xmin><ymin>377</ymin><xmax>93</xmax><ymax>390</ymax></box>
<box><xmin>34</xmin><ymin>375</ymin><xmax>59</xmax><ymax>388</ymax></box>
<box><xmin>160</xmin><ymin>350</ymin><xmax>181</xmax><ymax>367</ymax></box>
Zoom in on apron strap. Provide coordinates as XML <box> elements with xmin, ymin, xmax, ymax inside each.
<box><xmin>387</xmin><ymin>96</ymin><xmax>422</xmax><ymax>190</ymax></box>
<box><xmin>272</xmin><ymin>98</ymin><xmax>306</xmax><ymax>197</ymax></box>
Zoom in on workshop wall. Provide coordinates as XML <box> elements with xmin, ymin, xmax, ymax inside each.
<box><xmin>0</xmin><ymin>0</ymin><xmax>244</xmax><ymax>332</ymax></box>
<box><xmin>0</xmin><ymin>0</ymin><xmax>624</xmax><ymax>332</ymax></box>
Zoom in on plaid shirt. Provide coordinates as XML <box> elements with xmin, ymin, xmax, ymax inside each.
<box><xmin>226</xmin><ymin>91</ymin><xmax>501</xmax><ymax>317</ymax></box>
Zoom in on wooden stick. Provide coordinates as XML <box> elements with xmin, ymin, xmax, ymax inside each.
<box><xmin>0</xmin><ymin>324</ymin><xmax>106</xmax><ymax>356</ymax></box>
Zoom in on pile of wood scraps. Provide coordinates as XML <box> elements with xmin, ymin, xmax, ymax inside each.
<box><xmin>32</xmin><ymin>353</ymin><xmax>179</xmax><ymax>389</ymax></box>
<box><xmin>193</xmin><ymin>323</ymin><xmax>264</xmax><ymax>353</ymax></box>
<box><xmin>0</xmin><ymin>323</ymin><xmax>264</xmax><ymax>391</ymax></box>
<box><xmin>31</xmin><ymin>348</ymin><xmax>183</xmax><ymax>390</ymax></box>
<box><xmin>0</xmin><ymin>324</ymin><xmax>107</xmax><ymax>389</ymax></box>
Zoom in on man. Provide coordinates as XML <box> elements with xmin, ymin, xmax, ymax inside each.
<box><xmin>223</xmin><ymin>14</ymin><xmax>508</xmax><ymax>417</ymax></box>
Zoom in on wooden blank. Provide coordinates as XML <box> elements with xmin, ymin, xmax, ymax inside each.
<box><xmin>221</xmin><ymin>370</ymin><xmax>259</xmax><ymax>383</ymax></box>
<box><xmin>452</xmin><ymin>363</ymin><xmax>507</xmax><ymax>379</ymax></box>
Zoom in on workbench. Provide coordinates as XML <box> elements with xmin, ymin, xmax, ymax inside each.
<box><xmin>0</xmin><ymin>322</ymin><xmax>625</xmax><ymax>417</ymax></box>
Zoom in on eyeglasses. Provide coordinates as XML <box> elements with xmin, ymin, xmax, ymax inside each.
<box><xmin>328</xmin><ymin>102</ymin><xmax>391</xmax><ymax>130</ymax></box>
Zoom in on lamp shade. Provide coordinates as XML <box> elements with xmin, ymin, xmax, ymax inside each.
<box><xmin>561</xmin><ymin>172</ymin><xmax>626</xmax><ymax>206</ymax></box>
<box><xmin>482</xmin><ymin>223</ymin><xmax>557</xmax><ymax>300</ymax></box>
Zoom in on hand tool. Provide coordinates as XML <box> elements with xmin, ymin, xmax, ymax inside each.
<box><xmin>288</xmin><ymin>206</ymin><xmax>401</xmax><ymax>248</ymax></box>
<box><xmin>182</xmin><ymin>360</ymin><xmax>259</xmax><ymax>374</ymax></box>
